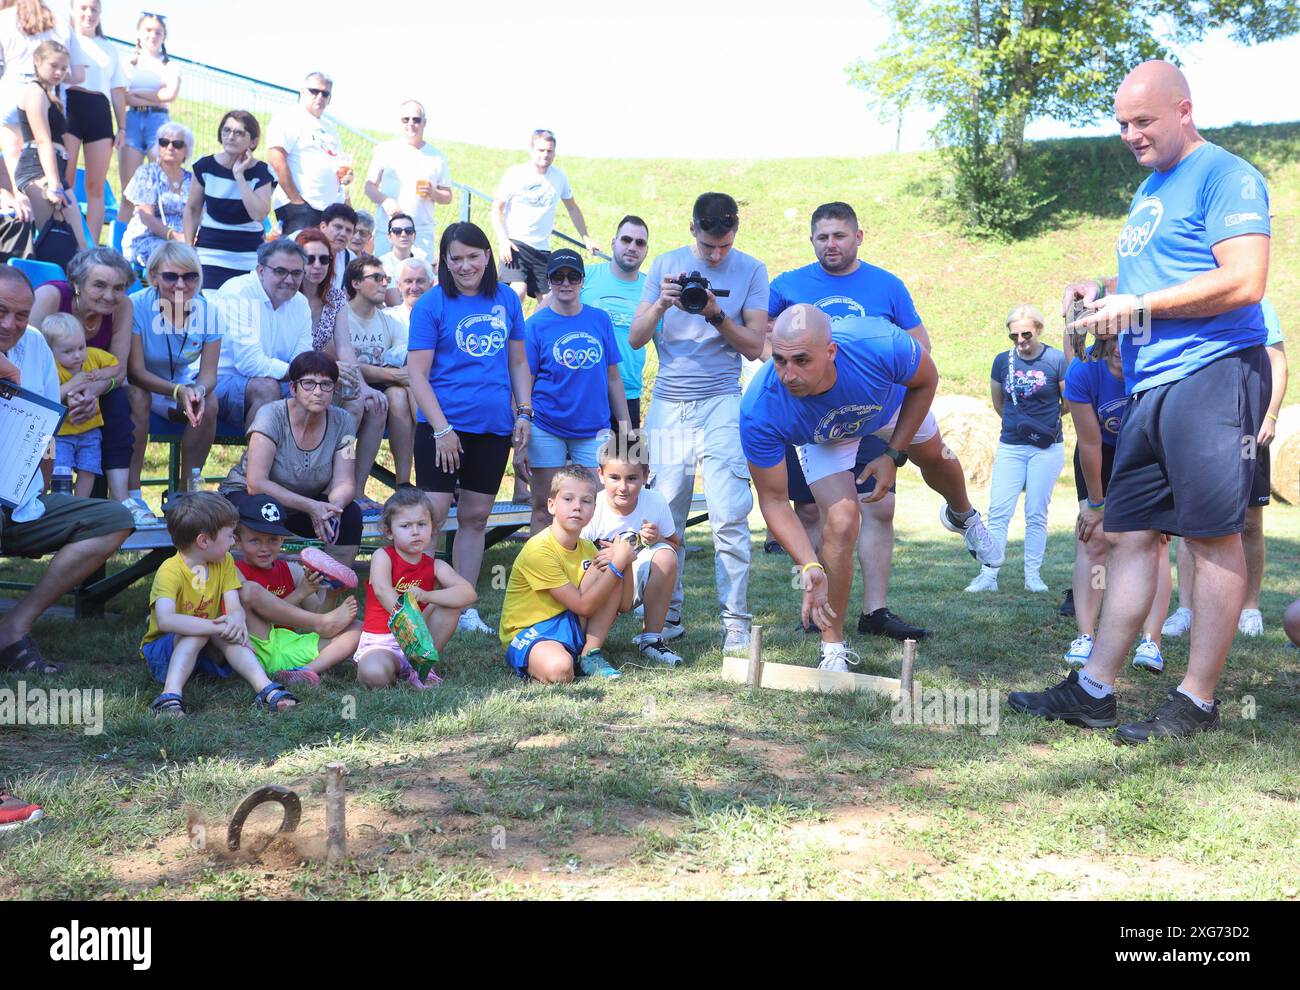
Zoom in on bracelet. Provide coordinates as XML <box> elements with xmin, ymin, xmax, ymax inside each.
<box><xmin>1266</xmin><ymin>412</ymin><xmax>1279</xmax><ymax>423</ymax></box>
<box><xmin>172</xmin><ymin>382</ymin><xmax>181</xmax><ymax>401</ymax></box>
<box><xmin>104</xmin><ymin>377</ymin><xmax>115</xmax><ymax>393</ymax></box>
<box><xmin>432</xmin><ymin>425</ymin><xmax>453</xmax><ymax>439</ymax></box>
<box><xmin>801</xmin><ymin>561</ymin><xmax>825</xmax><ymax>574</ymax></box>
<box><xmin>516</xmin><ymin>410</ymin><xmax>533</xmax><ymax>422</ymax></box>
<box><xmin>608</xmin><ymin>562</ymin><xmax>625</xmax><ymax>580</ymax></box>
<box><xmin>1094</xmin><ymin>278</ymin><xmax>1108</xmax><ymax>300</ymax></box>
<box><xmin>1087</xmin><ymin>499</ymin><xmax>1105</xmax><ymax>510</ymax></box>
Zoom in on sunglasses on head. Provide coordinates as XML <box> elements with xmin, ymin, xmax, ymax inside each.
<box><xmin>157</xmin><ymin>137</ymin><xmax>185</xmax><ymax>149</ymax></box>
<box><xmin>400</xmin><ymin>116</ymin><xmax>424</xmax><ymax>124</ymax></box>
<box><xmin>696</xmin><ymin>215</ymin><xmax>737</xmax><ymax>234</ymax></box>
<box><xmin>389</xmin><ymin>226</ymin><xmax>415</xmax><ymax>236</ymax></box>
<box><xmin>141</xmin><ymin>10</ymin><xmax>166</xmax><ymax>21</ymax></box>
<box><xmin>1008</xmin><ymin>330</ymin><xmax>1035</xmax><ymax>341</ymax></box>
<box><xmin>307</xmin><ymin>87</ymin><xmax>332</xmax><ymax>98</ymax></box>
<box><xmin>549</xmin><ymin>270</ymin><xmax>582</xmax><ymax>285</ymax></box>
<box><xmin>156</xmin><ymin>270</ymin><xmax>200</xmax><ymax>287</ymax></box>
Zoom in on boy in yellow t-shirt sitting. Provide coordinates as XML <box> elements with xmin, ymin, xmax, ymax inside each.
<box><xmin>140</xmin><ymin>492</ymin><xmax>300</xmax><ymax>716</ymax></box>
<box><xmin>499</xmin><ymin>465</ymin><xmax>636</xmax><ymax>683</ymax></box>
<box><xmin>40</xmin><ymin>314</ymin><xmax>118</xmax><ymax>497</ymax></box>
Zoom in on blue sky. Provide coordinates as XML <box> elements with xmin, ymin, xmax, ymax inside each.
<box><xmin>102</xmin><ymin>0</ymin><xmax>1300</xmax><ymax>158</ymax></box>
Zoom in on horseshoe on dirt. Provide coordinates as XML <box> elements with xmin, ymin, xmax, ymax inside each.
<box><xmin>226</xmin><ymin>786</ymin><xmax>302</xmax><ymax>851</ymax></box>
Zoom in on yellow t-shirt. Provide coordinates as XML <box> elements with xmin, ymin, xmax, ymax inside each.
<box><xmin>140</xmin><ymin>552</ymin><xmax>244</xmax><ymax>648</ymax></box>
<box><xmin>56</xmin><ymin>347</ymin><xmax>118</xmax><ymax>435</ymax></box>
<box><xmin>499</xmin><ymin>529</ymin><xmax>596</xmax><ymax>649</ymax></box>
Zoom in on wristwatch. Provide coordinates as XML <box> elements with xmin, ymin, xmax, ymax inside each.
<box><xmin>884</xmin><ymin>446</ymin><xmax>908</xmax><ymax>467</ymax></box>
<box><xmin>705</xmin><ymin>310</ymin><xmax>725</xmax><ymax>327</ymax></box>
<box><xmin>1133</xmin><ymin>293</ymin><xmax>1148</xmax><ymax>328</ymax></box>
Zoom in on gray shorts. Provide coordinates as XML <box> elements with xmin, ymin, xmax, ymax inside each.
<box><xmin>0</xmin><ymin>494</ymin><xmax>133</xmax><ymax>558</ymax></box>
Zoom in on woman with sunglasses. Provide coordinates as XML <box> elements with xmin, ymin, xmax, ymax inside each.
<box><xmin>966</xmin><ymin>304</ymin><xmax>1067</xmax><ymax>594</ymax></box>
<box><xmin>118</xmin><ymin>11</ymin><xmax>180</xmax><ymax>230</ymax></box>
<box><xmin>377</xmin><ymin>211</ymin><xmax>421</xmax><ymax>306</ymax></box>
<box><xmin>407</xmin><ymin>221</ymin><xmax>532</xmax><ymax>635</ymax></box>
<box><xmin>125</xmin><ymin>241</ymin><xmax>220</xmax><ymax>501</ymax></box>
<box><xmin>184</xmin><ymin>109</ymin><xmax>275</xmax><ymax>290</ymax></box>
<box><xmin>120</xmin><ymin>120</ymin><xmax>192</xmax><ymax>270</ymax></box>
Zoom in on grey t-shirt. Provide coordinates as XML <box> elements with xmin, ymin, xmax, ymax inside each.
<box><xmin>640</xmin><ymin>245</ymin><xmax>768</xmax><ymax>401</ymax></box>
<box><xmin>220</xmin><ymin>400</ymin><xmax>357</xmax><ymax>497</ymax></box>
<box><xmin>991</xmin><ymin>345</ymin><xmax>1067</xmax><ymax>445</ymax></box>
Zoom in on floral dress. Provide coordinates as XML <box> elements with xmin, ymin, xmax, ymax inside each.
<box><xmin>121</xmin><ymin>162</ymin><xmax>192</xmax><ymax>266</ymax></box>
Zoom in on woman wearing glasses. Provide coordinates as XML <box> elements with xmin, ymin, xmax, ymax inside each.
<box><xmin>125</xmin><ymin>241</ymin><xmax>220</xmax><ymax>501</ymax></box>
<box><xmin>120</xmin><ymin>120</ymin><xmax>192</xmax><ymax>270</ymax></box>
<box><xmin>118</xmin><ymin>11</ymin><xmax>181</xmax><ymax>230</ymax></box>
<box><xmin>184</xmin><ymin>109</ymin><xmax>275</xmax><ymax>290</ymax></box>
<box><xmin>364</xmin><ymin>100</ymin><xmax>451</xmax><ymax>260</ymax></box>
<box><xmin>219</xmin><ymin>350</ymin><xmax>363</xmax><ymax>548</ymax></box>
<box><xmin>965</xmin><ymin>304</ymin><xmax>1067</xmax><ymax>594</ymax></box>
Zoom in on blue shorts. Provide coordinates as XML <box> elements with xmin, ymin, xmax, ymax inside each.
<box><xmin>527</xmin><ymin>422</ymin><xmax>609</xmax><ymax>469</ymax></box>
<box><xmin>142</xmin><ymin>632</ymin><xmax>233</xmax><ymax>684</ymax></box>
<box><xmin>785</xmin><ymin>434</ymin><xmax>895</xmax><ymax>504</ymax></box>
<box><xmin>55</xmin><ymin>429</ymin><xmax>103</xmax><ymax>476</ymax></box>
<box><xmin>505</xmin><ymin>610</ymin><xmax>584</xmax><ymax>679</ymax></box>
<box><xmin>215</xmin><ymin>374</ymin><xmax>292</xmax><ymax>427</ymax></box>
<box><xmin>124</xmin><ymin>107</ymin><xmax>170</xmax><ymax>154</ymax></box>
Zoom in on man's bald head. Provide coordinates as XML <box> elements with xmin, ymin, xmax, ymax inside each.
<box><xmin>772</xmin><ymin>304</ymin><xmax>831</xmax><ymax>347</ymax></box>
<box><xmin>1114</xmin><ymin>59</ymin><xmax>1200</xmax><ymax>173</ymax></box>
<box><xmin>1118</xmin><ymin>60</ymin><xmax>1191</xmax><ymax>105</ymax></box>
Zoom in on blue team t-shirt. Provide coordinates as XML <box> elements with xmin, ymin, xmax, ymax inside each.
<box><xmin>1064</xmin><ymin>357</ymin><xmax>1129</xmax><ymax>446</ymax></box>
<box><xmin>1261</xmin><ymin>298</ymin><xmax>1284</xmax><ymax>346</ymax></box>
<box><xmin>525</xmin><ymin>304</ymin><xmax>621</xmax><ymax>439</ymax></box>
<box><xmin>580</xmin><ymin>263</ymin><xmax>653</xmax><ymax>400</ymax></box>
<box><xmin>740</xmin><ymin>316</ymin><xmax>922</xmax><ymax>468</ymax></box>
<box><xmin>991</xmin><ymin>346</ymin><xmax>1067</xmax><ymax>445</ymax></box>
<box><xmin>768</xmin><ymin>261</ymin><xmax>922</xmax><ymax>328</ymax></box>
<box><xmin>406</xmin><ymin>284</ymin><xmax>525</xmax><ymax>436</ymax></box>
<box><xmin>1117</xmin><ymin>142</ymin><xmax>1270</xmax><ymax>392</ymax></box>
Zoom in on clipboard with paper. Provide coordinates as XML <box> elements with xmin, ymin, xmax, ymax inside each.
<box><xmin>0</xmin><ymin>379</ymin><xmax>65</xmax><ymax>510</ymax></box>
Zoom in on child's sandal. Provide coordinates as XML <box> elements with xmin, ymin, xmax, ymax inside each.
<box><xmin>254</xmin><ymin>683</ymin><xmax>299</xmax><ymax>713</ymax></box>
<box><xmin>150</xmin><ymin>692</ymin><xmax>186</xmax><ymax>717</ymax></box>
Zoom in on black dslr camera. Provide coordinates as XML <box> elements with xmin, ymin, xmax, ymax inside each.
<box><xmin>671</xmin><ymin>270</ymin><xmax>730</xmax><ymax>314</ymax></box>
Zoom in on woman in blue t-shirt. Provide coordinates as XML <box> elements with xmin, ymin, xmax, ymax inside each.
<box><xmin>1062</xmin><ymin>335</ymin><xmax>1171</xmax><ymax>674</ymax></box>
<box><xmin>406</xmin><ymin>222</ymin><xmax>532</xmax><ymax>634</ymax></box>
<box><xmin>967</xmin><ymin>305</ymin><xmax>1066</xmax><ymax>594</ymax></box>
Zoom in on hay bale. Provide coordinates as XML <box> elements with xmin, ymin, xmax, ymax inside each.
<box><xmin>1270</xmin><ymin>404</ymin><xmax>1300</xmax><ymax>505</ymax></box>
<box><xmin>930</xmin><ymin>394</ymin><xmax>1002</xmax><ymax>487</ymax></box>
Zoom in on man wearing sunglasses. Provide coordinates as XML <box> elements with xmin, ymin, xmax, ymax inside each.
<box><xmin>491</xmin><ymin>129</ymin><xmax>599</xmax><ymax>302</ymax></box>
<box><xmin>365</xmin><ymin>100</ymin><xmax>451</xmax><ymax>260</ymax></box>
<box><xmin>579</xmin><ymin>216</ymin><xmax>655</xmax><ymax>430</ymax></box>
<box><xmin>213</xmin><ymin>238</ymin><xmax>315</xmax><ymax>430</ymax></box>
<box><xmin>629</xmin><ymin>192</ymin><xmax>768</xmax><ymax>653</ymax></box>
<box><xmin>267</xmin><ymin>71</ymin><xmax>347</xmax><ymax>235</ymax></box>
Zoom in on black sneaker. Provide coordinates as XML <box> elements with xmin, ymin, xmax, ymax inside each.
<box><xmin>858</xmin><ymin>608</ymin><xmax>931</xmax><ymax>640</ymax></box>
<box><xmin>763</xmin><ymin>539</ymin><xmax>788</xmax><ymax>555</ymax></box>
<box><xmin>1006</xmin><ymin>670</ymin><xmax>1118</xmax><ymax>728</ymax></box>
<box><xmin>1115</xmin><ymin>690</ymin><xmax>1220</xmax><ymax>744</ymax></box>
<box><xmin>1058</xmin><ymin>589</ymin><xmax>1075</xmax><ymax>617</ymax></box>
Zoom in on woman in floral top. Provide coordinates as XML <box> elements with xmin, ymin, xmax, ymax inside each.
<box><xmin>120</xmin><ymin>120</ymin><xmax>193</xmax><ymax>269</ymax></box>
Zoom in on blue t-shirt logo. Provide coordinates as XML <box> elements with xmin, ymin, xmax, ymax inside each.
<box><xmin>814</xmin><ymin>294</ymin><xmax>868</xmax><ymax>323</ymax></box>
<box><xmin>455</xmin><ymin>312</ymin><xmax>507</xmax><ymax>358</ymax></box>
<box><xmin>813</xmin><ymin>403</ymin><xmax>883</xmax><ymax>444</ymax></box>
<box><xmin>1117</xmin><ymin>196</ymin><xmax>1163</xmax><ymax>258</ymax></box>
<box><xmin>552</xmin><ymin>331</ymin><xmax>603</xmax><ymax>370</ymax></box>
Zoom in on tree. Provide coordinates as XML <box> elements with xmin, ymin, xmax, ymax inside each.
<box><xmin>848</xmin><ymin>0</ymin><xmax>1300</xmax><ymax>234</ymax></box>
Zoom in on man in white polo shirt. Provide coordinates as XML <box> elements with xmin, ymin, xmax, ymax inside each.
<box><xmin>267</xmin><ymin>72</ymin><xmax>348</xmax><ymax>236</ymax></box>
<box><xmin>365</xmin><ymin>100</ymin><xmax>452</xmax><ymax>259</ymax></box>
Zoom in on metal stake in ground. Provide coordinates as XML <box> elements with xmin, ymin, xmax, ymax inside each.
<box><xmin>325</xmin><ymin>762</ymin><xmax>346</xmax><ymax>862</ymax></box>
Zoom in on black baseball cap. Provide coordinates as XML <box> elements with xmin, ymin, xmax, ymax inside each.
<box><xmin>547</xmin><ymin>249</ymin><xmax>584</xmax><ymax>277</ymax></box>
<box><xmin>236</xmin><ymin>494</ymin><xmax>294</xmax><ymax>537</ymax></box>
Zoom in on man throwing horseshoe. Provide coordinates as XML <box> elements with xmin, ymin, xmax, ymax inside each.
<box><xmin>741</xmin><ymin>304</ymin><xmax>1000</xmax><ymax>670</ymax></box>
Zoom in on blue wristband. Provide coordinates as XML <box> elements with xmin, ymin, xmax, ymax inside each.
<box><xmin>608</xmin><ymin>562</ymin><xmax>625</xmax><ymax>580</ymax></box>
<box><xmin>1087</xmin><ymin>499</ymin><xmax>1105</xmax><ymax>510</ymax></box>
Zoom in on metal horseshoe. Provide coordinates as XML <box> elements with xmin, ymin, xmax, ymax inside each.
<box><xmin>226</xmin><ymin>785</ymin><xmax>302</xmax><ymax>851</ymax></box>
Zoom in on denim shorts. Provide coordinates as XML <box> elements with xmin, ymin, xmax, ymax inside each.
<box><xmin>527</xmin><ymin>422</ymin><xmax>609</xmax><ymax>469</ymax></box>
<box><xmin>55</xmin><ymin>429</ymin><xmax>103</xmax><ymax>476</ymax></box>
<box><xmin>124</xmin><ymin>107</ymin><xmax>170</xmax><ymax>154</ymax></box>
<box><xmin>142</xmin><ymin>632</ymin><xmax>232</xmax><ymax>683</ymax></box>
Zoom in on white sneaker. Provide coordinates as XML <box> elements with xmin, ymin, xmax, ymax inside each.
<box><xmin>1064</xmin><ymin>633</ymin><xmax>1093</xmax><ymax>669</ymax></box>
<box><xmin>1238</xmin><ymin>609</ymin><xmax>1264</xmax><ymax>637</ymax></box>
<box><xmin>722</xmin><ymin>626</ymin><xmax>751</xmax><ymax>654</ymax></box>
<box><xmin>940</xmin><ymin>505</ymin><xmax>1004</xmax><ymax>569</ymax></box>
<box><xmin>1132</xmin><ymin>636</ymin><xmax>1164</xmax><ymax>673</ymax></box>
<box><xmin>635</xmin><ymin>634</ymin><xmax>683</xmax><ymax>668</ymax></box>
<box><xmin>661</xmin><ymin>621</ymin><xmax>685</xmax><ymax>643</ymax></box>
<box><xmin>817</xmin><ymin>642</ymin><xmax>861</xmax><ymax>672</ymax></box>
<box><xmin>122</xmin><ymin>496</ymin><xmax>163</xmax><ymax>528</ymax></box>
<box><xmin>964</xmin><ymin>567</ymin><xmax>999</xmax><ymax>593</ymax></box>
<box><xmin>1161</xmin><ymin>607</ymin><xmax>1192</xmax><ymax>638</ymax></box>
<box><xmin>1025</xmin><ymin>572</ymin><xmax>1049</xmax><ymax>593</ymax></box>
<box><xmin>457</xmin><ymin>607</ymin><xmax>493</xmax><ymax>635</ymax></box>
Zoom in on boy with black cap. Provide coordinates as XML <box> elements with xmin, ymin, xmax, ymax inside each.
<box><xmin>232</xmin><ymin>493</ymin><xmax>364</xmax><ymax>685</ymax></box>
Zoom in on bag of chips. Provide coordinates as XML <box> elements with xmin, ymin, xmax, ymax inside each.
<box><xmin>388</xmin><ymin>591</ymin><xmax>439</xmax><ymax>679</ymax></box>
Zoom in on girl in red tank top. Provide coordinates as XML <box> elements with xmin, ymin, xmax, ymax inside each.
<box><xmin>363</xmin><ymin>546</ymin><xmax>437</xmax><ymax>634</ymax></box>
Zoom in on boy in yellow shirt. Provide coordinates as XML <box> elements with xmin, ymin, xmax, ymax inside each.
<box><xmin>141</xmin><ymin>492</ymin><xmax>300</xmax><ymax>716</ymax></box>
<box><xmin>499</xmin><ymin>465</ymin><xmax>636</xmax><ymax>683</ymax></box>
<box><xmin>41</xmin><ymin>314</ymin><xmax>117</xmax><ymax>497</ymax></box>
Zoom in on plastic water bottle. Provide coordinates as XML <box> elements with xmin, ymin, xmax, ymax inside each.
<box><xmin>187</xmin><ymin>468</ymin><xmax>202</xmax><ymax>493</ymax></box>
<box><xmin>51</xmin><ymin>466</ymin><xmax>74</xmax><ymax>496</ymax></box>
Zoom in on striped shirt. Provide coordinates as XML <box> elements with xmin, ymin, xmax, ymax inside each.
<box><xmin>193</xmin><ymin>154</ymin><xmax>276</xmax><ymax>276</ymax></box>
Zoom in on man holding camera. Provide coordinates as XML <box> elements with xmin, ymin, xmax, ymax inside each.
<box><xmin>629</xmin><ymin>192</ymin><xmax>767</xmax><ymax>652</ymax></box>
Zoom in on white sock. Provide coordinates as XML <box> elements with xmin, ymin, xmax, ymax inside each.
<box><xmin>1077</xmin><ymin>670</ymin><xmax>1114</xmax><ymax>699</ymax></box>
<box><xmin>1176</xmin><ymin>686</ymin><xmax>1215</xmax><ymax>713</ymax></box>
<box><xmin>820</xmin><ymin>640</ymin><xmax>845</xmax><ymax>654</ymax></box>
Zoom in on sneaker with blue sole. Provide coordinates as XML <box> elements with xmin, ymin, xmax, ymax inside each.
<box><xmin>1132</xmin><ymin>637</ymin><xmax>1164</xmax><ymax>674</ymax></box>
<box><xmin>578</xmin><ymin>650</ymin><xmax>621</xmax><ymax>680</ymax></box>
<box><xmin>1064</xmin><ymin>633</ymin><xmax>1093</xmax><ymax>670</ymax></box>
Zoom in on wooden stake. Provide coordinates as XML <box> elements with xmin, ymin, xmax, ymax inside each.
<box><xmin>901</xmin><ymin>638</ymin><xmax>917</xmax><ymax>699</ymax></box>
<box><xmin>325</xmin><ymin>762</ymin><xmax>346</xmax><ymax>863</ymax></box>
<box><xmin>747</xmin><ymin>624</ymin><xmax>765</xmax><ymax>691</ymax></box>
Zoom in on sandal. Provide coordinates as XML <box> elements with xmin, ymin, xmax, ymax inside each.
<box><xmin>0</xmin><ymin>635</ymin><xmax>65</xmax><ymax>675</ymax></box>
<box><xmin>149</xmin><ymin>692</ymin><xmax>186</xmax><ymax>717</ymax></box>
<box><xmin>254</xmin><ymin>682</ymin><xmax>299</xmax><ymax>713</ymax></box>
<box><xmin>279</xmin><ymin>667</ymin><xmax>321</xmax><ymax>687</ymax></box>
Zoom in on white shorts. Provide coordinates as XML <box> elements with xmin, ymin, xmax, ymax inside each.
<box><xmin>631</xmin><ymin>541</ymin><xmax>675</xmax><ymax>609</ymax></box>
<box><xmin>796</xmin><ymin>408</ymin><xmax>939</xmax><ymax>487</ymax></box>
